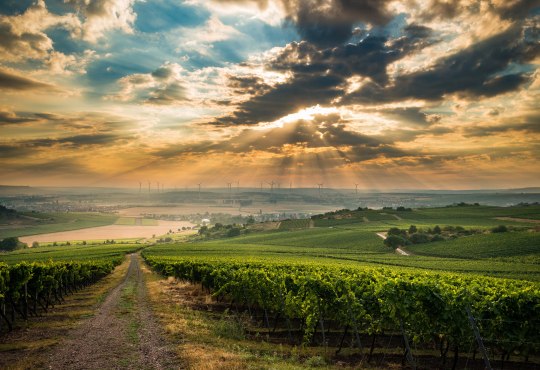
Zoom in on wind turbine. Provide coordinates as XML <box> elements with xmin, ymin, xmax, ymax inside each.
<box><xmin>355</xmin><ymin>183</ymin><xmax>359</xmax><ymax>195</ymax></box>
<box><xmin>147</xmin><ymin>181</ymin><xmax>151</xmax><ymax>193</ymax></box>
<box><xmin>138</xmin><ymin>182</ymin><xmax>142</xmax><ymax>193</ymax></box>
<box><xmin>197</xmin><ymin>183</ymin><xmax>201</xmax><ymax>200</ymax></box>
<box><xmin>227</xmin><ymin>182</ymin><xmax>232</xmax><ymax>203</ymax></box>
<box><xmin>268</xmin><ymin>181</ymin><xmax>275</xmax><ymax>193</ymax></box>
<box><xmin>317</xmin><ymin>183</ymin><xmax>323</xmax><ymax>199</ymax></box>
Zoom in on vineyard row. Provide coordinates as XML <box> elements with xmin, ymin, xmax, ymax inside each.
<box><xmin>143</xmin><ymin>255</ymin><xmax>540</xmax><ymax>366</ymax></box>
<box><xmin>0</xmin><ymin>258</ymin><xmax>121</xmax><ymax>331</ymax></box>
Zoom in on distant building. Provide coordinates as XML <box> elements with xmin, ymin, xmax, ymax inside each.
<box><xmin>201</xmin><ymin>218</ymin><xmax>210</xmax><ymax>226</ymax></box>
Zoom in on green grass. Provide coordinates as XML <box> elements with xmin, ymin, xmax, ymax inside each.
<box><xmin>0</xmin><ymin>212</ymin><xmax>119</xmax><ymax>238</ymax></box>
<box><xmin>115</xmin><ymin>217</ymin><xmax>136</xmax><ymax>225</ymax></box>
<box><xmin>0</xmin><ymin>243</ymin><xmax>141</xmax><ymax>264</ymax></box>
<box><xmin>278</xmin><ymin>219</ymin><xmax>311</xmax><ymax>230</ymax></box>
<box><xmin>408</xmin><ymin>231</ymin><xmax>540</xmax><ymax>259</ymax></box>
<box><xmin>145</xmin><ymin>205</ymin><xmax>540</xmax><ymax>281</ymax></box>
<box><xmin>141</xmin><ymin>218</ymin><xmax>158</xmax><ymax>226</ymax></box>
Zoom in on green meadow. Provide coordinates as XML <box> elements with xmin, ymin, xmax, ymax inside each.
<box><xmin>145</xmin><ymin>205</ymin><xmax>540</xmax><ymax>281</ymax></box>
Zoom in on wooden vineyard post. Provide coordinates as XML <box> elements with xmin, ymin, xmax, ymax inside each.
<box><xmin>466</xmin><ymin>306</ymin><xmax>492</xmax><ymax>370</ymax></box>
<box><xmin>400</xmin><ymin>318</ymin><xmax>416</xmax><ymax>370</ymax></box>
<box><xmin>346</xmin><ymin>300</ymin><xmax>362</xmax><ymax>350</ymax></box>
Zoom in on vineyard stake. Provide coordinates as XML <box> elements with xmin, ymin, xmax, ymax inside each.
<box><xmin>466</xmin><ymin>306</ymin><xmax>492</xmax><ymax>370</ymax></box>
<box><xmin>399</xmin><ymin>317</ymin><xmax>416</xmax><ymax>370</ymax></box>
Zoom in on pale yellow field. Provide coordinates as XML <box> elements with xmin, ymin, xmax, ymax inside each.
<box><xmin>20</xmin><ymin>220</ymin><xmax>195</xmax><ymax>245</ymax></box>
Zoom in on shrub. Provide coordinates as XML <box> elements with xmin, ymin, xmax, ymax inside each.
<box><xmin>227</xmin><ymin>227</ymin><xmax>241</xmax><ymax>237</ymax></box>
<box><xmin>388</xmin><ymin>227</ymin><xmax>405</xmax><ymax>236</ymax></box>
<box><xmin>492</xmin><ymin>225</ymin><xmax>508</xmax><ymax>233</ymax></box>
<box><xmin>0</xmin><ymin>237</ymin><xmax>21</xmax><ymax>251</ymax></box>
<box><xmin>409</xmin><ymin>233</ymin><xmax>430</xmax><ymax>244</ymax></box>
<box><xmin>384</xmin><ymin>235</ymin><xmax>408</xmax><ymax>248</ymax></box>
<box><xmin>430</xmin><ymin>234</ymin><xmax>445</xmax><ymax>242</ymax></box>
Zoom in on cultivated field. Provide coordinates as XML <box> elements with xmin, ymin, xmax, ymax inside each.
<box><xmin>2</xmin><ymin>204</ymin><xmax>539</xmax><ymax>369</ymax></box>
<box><xmin>19</xmin><ymin>220</ymin><xmax>195</xmax><ymax>245</ymax></box>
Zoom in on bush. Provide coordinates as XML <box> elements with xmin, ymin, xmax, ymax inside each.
<box><xmin>408</xmin><ymin>225</ymin><xmax>417</xmax><ymax>234</ymax></box>
<box><xmin>409</xmin><ymin>233</ymin><xmax>430</xmax><ymax>244</ymax></box>
<box><xmin>492</xmin><ymin>225</ymin><xmax>508</xmax><ymax>233</ymax></box>
<box><xmin>430</xmin><ymin>234</ymin><xmax>445</xmax><ymax>242</ymax></box>
<box><xmin>198</xmin><ymin>225</ymin><xmax>208</xmax><ymax>235</ymax></box>
<box><xmin>0</xmin><ymin>237</ymin><xmax>21</xmax><ymax>251</ymax></box>
<box><xmin>384</xmin><ymin>235</ymin><xmax>409</xmax><ymax>248</ymax></box>
<box><xmin>32</xmin><ymin>241</ymin><xmax>40</xmax><ymax>248</ymax></box>
<box><xmin>227</xmin><ymin>227</ymin><xmax>241</xmax><ymax>237</ymax></box>
<box><xmin>388</xmin><ymin>227</ymin><xmax>405</xmax><ymax>236</ymax></box>
<box><xmin>433</xmin><ymin>225</ymin><xmax>442</xmax><ymax>234</ymax></box>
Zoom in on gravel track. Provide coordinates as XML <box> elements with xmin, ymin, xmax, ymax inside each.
<box><xmin>45</xmin><ymin>254</ymin><xmax>179</xmax><ymax>370</ymax></box>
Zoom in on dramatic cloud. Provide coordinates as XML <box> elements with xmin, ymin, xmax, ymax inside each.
<box><xmin>0</xmin><ymin>0</ymin><xmax>538</xmax><ymax>188</ymax></box>
<box><xmin>216</xmin><ymin>26</ymin><xmax>436</xmax><ymax>124</ymax></box>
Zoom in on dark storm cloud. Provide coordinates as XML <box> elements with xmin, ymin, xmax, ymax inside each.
<box><xmin>215</xmin><ymin>0</ymin><xmax>394</xmax><ymax>46</ymax></box>
<box><xmin>346</xmin><ymin>25</ymin><xmax>539</xmax><ymax>103</ymax></box>
<box><xmin>227</xmin><ymin>75</ymin><xmax>271</xmax><ymax>94</ymax></box>
<box><xmin>0</xmin><ymin>68</ymin><xmax>55</xmax><ymax>91</ymax></box>
<box><xmin>217</xmin><ymin>30</ymin><xmax>435</xmax><ymax>125</ymax></box>
<box><xmin>285</xmin><ymin>0</ymin><xmax>393</xmax><ymax>46</ymax></box>
<box><xmin>218</xmin><ymin>73</ymin><xmax>344</xmax><ymax>125</ymax></box>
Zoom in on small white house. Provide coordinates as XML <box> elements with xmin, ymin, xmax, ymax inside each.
<box><xmin>201</xmin><ymin>218</ymin><xmax>210</xmax><ymax>226</ymax></box>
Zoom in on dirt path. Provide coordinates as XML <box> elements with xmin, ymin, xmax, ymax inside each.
<box><xmin>45</xmin><ymin>254</ymin><xmax>179</xmax><ymax>370</ymax></box>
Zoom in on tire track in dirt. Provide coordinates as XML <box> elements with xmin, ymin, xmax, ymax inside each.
<box><xmin>45</xmin><ymin>254</ymin><xmax>179</xmax><ymax>370</ymax></box>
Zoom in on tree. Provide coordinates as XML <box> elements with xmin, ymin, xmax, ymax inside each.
<box><xmin>32</xmin><ymin>241</ymin><xmax>40</xmax><ymax>248</ymax></box>
<box><xmin>388</xmin><ymin>227</ymin><xmax>404</xmax><ymax>236</ymax></box>
<box><xmin>408</xmin><ymin>225</ymin><xmax>417</xmax><ymax>234</ymax></box>
<box><xmin>409</xmin><ymin>233</ymin><xmax>429</xmax><ymax>244</ymax></box>
<box><xmin>0</xmin><ymin>237</ymin><xmax>21</xmax><ymax>251</ymax></box>
<box><xmin>227</xmin><ymin>227</ymin><xmax>241</xmax><ymax>237</ymax></box>
<box><xmin>433</xmin><ymin>225</ymin><xmax>442</xmax><ymax>234</ymax></box>
<box><xmin>384</xmin><ymin>235</ymin><xmax>408</xmax><ymax>249</ymax></box>
<box><xmin>198</xmin><ymin>225</ymin><xmax>208</xmax><ymax>235</ymax></box>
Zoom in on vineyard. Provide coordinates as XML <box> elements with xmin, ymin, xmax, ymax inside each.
<box><xmin>0</xmin><ymin>259</ymin><xmax>119</xmax><ymax>332</ymax></box>
<box><xmin>0</xmin><ymin>243</ymin><xmax>141</xmax><ymax>332</ymax></box>
<box><xmin>143</xmin><ymin>253</ymin><xmax>540</xmax><ymax>368</ymax></box>
<box><xmin>278</xmin><ymin>219</ymin><xmax>312</xmax><ymax>230</ymax></box>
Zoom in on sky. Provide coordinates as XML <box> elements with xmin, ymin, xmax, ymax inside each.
<box><xmin>0</xmin><ymin>0</ymin><xmax>539</xmax><ymax>190</ymax></box>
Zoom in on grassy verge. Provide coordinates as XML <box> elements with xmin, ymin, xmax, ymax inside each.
<box><xmin>0</xmin><ymin>257</ymin><xmax>131</xmax><ymax>370</ymax></box>
<box><xmin>141</xmin><ymin>263</ymin><xmax>391</xmax><ymax>370</ymax></box>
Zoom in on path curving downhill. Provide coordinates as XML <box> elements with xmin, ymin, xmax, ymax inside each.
<box><xmin>45</xmin><ymin>254</ymin><xmax>179</xmax><ymax>370</ymax></box>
